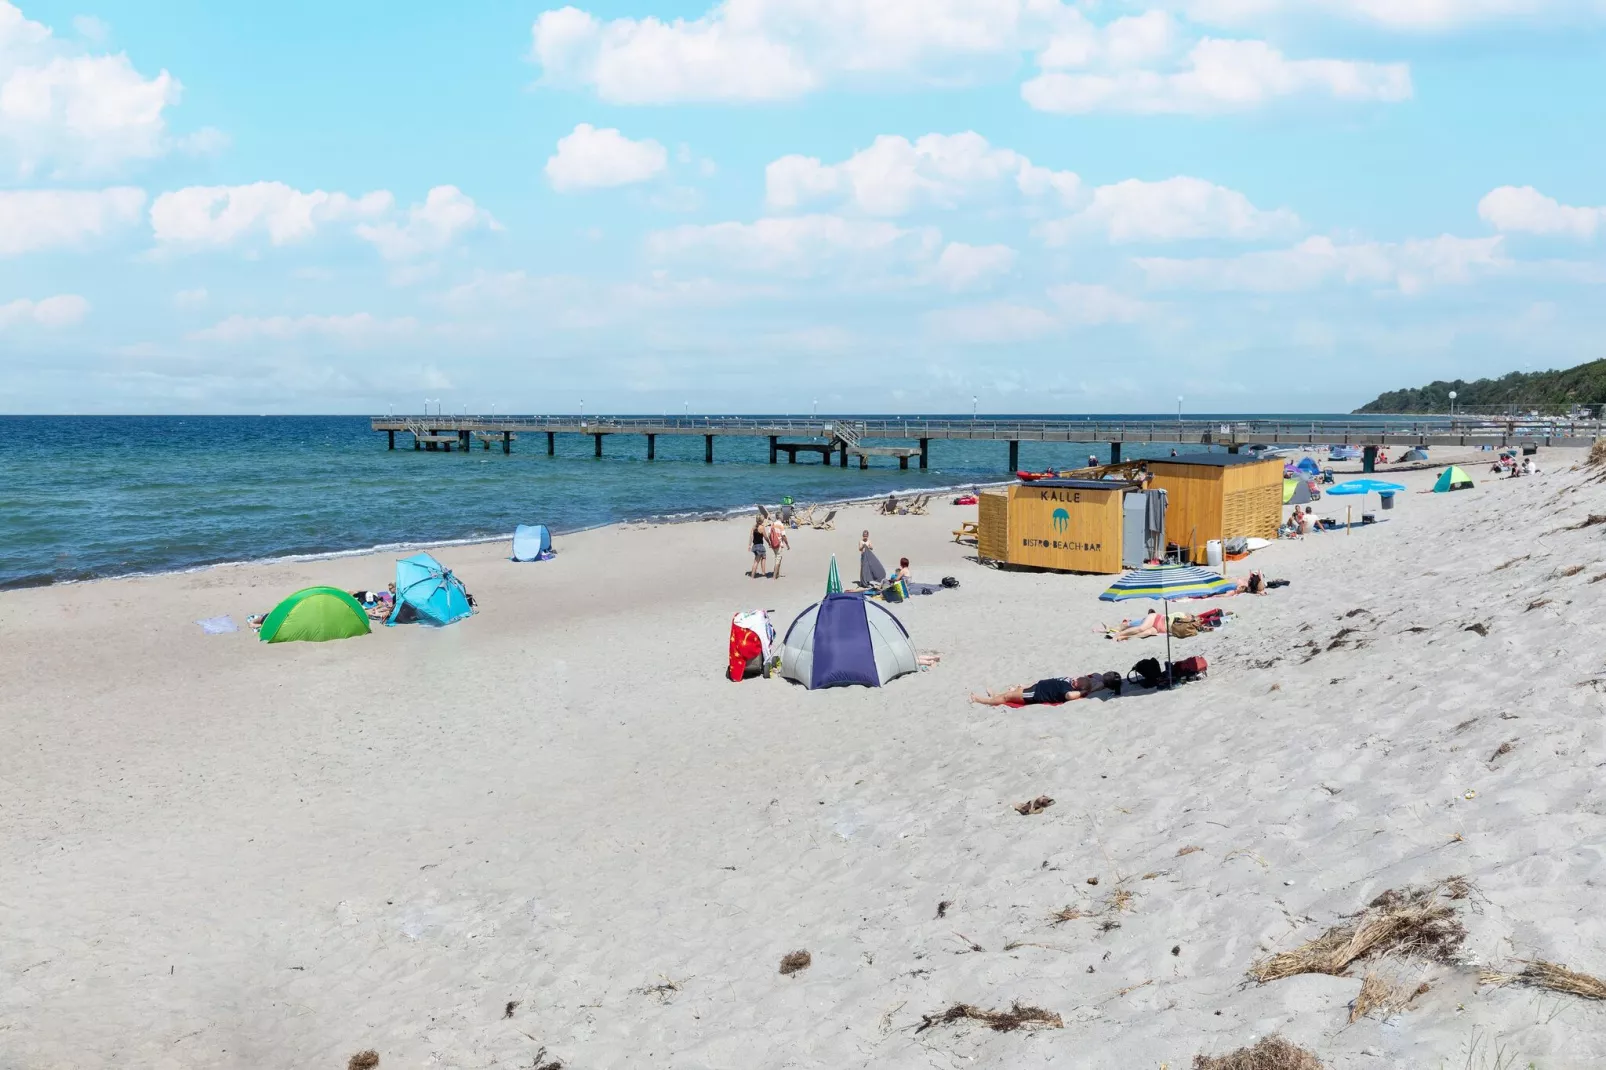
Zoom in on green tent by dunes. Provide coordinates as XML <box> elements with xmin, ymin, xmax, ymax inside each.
<box><xmin>1433</xmin><ymin>466</ymin><xmax>1475</xmax><ymax>493</ymax></box>
<box><xmin>259</xmin><ymin>586</ymin><xmax>371</xmax><ymax>643</ymax></box>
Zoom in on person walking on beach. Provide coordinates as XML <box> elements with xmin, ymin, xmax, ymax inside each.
<box><xmin>749</xmin><ymin>517</ymin><xmax>768</xmax><ymax>578</ymax></box>
<box><xmin>768</xmin><ymin>519</ymin><xmax>790</xmax><ymax>579</ymax></box>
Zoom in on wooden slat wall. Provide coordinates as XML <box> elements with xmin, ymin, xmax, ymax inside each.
<box><xmin>1147</xmin><ymin>463</ymin><xmax>1222</xmax><ymax>563</ymax></box>
<box><xmin>1219</xmin><ymin>459</ymin><xmax>1285</xmax><ymax>542</ymax></box>
<box><xmin>977</xmin><ymin>489</ymin><xmax>1009</xmax><ymax>562</ymax></box>
<box><xmin>1004</xmin><ymin>485</ymin><xmax>1124</xmax><ymax>574</ymax></box>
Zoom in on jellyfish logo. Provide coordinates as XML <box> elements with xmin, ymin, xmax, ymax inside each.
<box><xmin>1052</xmin><ymin>508</ymin><xmax>1070</xmax><ymax>533</ymax></box>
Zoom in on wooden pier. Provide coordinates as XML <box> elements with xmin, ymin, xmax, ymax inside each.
<box><xmin>371</xmin><ymin>415</ymin><xmax>1601</xmax><ymax>471</ymax></box>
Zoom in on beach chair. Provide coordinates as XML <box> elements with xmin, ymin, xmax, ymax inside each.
<box><xmin>909</xmin><ymin>495</ymin><xmax>931</xmax><ymax>516</ymax></box>
<box><xmin>813</xmin><ymin>509</ymin><xmax>837</xmax><ymax>530</ymax></box>
<box><xmin>793</xmin><ymin>504</ymin><xmax>816</xmax><ymax>527</ymax></box>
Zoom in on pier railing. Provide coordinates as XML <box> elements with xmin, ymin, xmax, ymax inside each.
<box><xmin>372</xmin><ymin>414</ymin><xmax>1605</xmax><ymax>444</ymax></box>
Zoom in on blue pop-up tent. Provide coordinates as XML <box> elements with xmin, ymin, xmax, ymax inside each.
<box><xmin>779</xmin><ymin>593</ymin><xmax>919</xmax><ymax>689</ymax></box>
<box><xmin>387</xmin><ymin>552</ymin><xmax>474</xmax><ymax>627</ymax></box>
<box><xmin>511</xmin><ymin>524</ymin><xmax>551</xmax><ymax>561</ymax></box>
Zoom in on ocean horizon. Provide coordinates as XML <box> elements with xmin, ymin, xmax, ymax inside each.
<box><xmin>0</xmin><ymin>412</ymin><xmax>1411</xmax><ymax>589</ymax></box>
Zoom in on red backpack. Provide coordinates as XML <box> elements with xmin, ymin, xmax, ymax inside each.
<box><xmin>1171</xmin><ymin>656</ymin><xmax>1208</xmax><ymax>681</ymax></box>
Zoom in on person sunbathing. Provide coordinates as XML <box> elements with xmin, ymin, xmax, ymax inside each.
<box><xmin>969</xmin><ymin>672</ymin><xmax>1116</xmax><ymax>706</ymax></box>
<box><xmin>1106</xmin><ymin>610</ymin><xmax>1166</xmax><ymax>641</ymax></box>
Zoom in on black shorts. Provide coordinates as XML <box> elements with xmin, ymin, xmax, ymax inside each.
<box><xmin>1023</xmin><ymin>678</ymin><xmax>1076</xmax><ymax>705</ymax></box>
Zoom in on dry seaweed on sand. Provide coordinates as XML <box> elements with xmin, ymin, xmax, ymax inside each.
<box><xmin>1050</xmin><ymin>906</ymin><xmax>1085</xmax><ymax>925</ymax></box>
<box><xmin>1481</xmin><ymin>959</ymin><xmax>1606</xmax><ymax>1000</ymax></box>
<box><xmin>1348</xmin><ymin>971</ymin><xmax>1429</xmax><ymax>1022</ymax></box>
<box><xmin>529</xmin><ymin>1047</ymin><xmax>564</xmax><ymax>1070</ymax></box>
<box><xmin>915</xmin><ymin>1002</ymin><xmax>1063</xmax><ymax>1034</ymax></box>
<box><xmin>1014</xmin><ymin>795</ymin><xmax>1055</xmax><ymax>815</ymax></box>
<box><xmin>1249</xmin><ymin>879</ymin><xmax>1469</xmax><ymax>984</ymax></box>
<box><xmin>779</xmin><ymin>949</ymin><xmax>812</xmax><ymax>975</ymax></box>
<box><xmin>1178</xmin><ymin>845</ymin><xmax>1203</xmax><ymax>856</ymax></box>
<box><xmin>347</xmin><ymin>1052</ymin><xmax>380</xmax><ymax>1070</ymax></box>
<box><xmin>1192</xmin><ymin>1035</ymin><xmax>1324</xmax><ymax>1069</ymax></box>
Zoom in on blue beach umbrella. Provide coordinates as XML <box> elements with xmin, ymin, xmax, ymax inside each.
<box><xmin>1326</xmin><ymin>479</ymin><xmax>1406</xmax><ymax>525</ymax></box>
<box><xmin>1099</xmin><ymin>565</ymin><xmax>1237</xmax><ymax>686</ymax></box>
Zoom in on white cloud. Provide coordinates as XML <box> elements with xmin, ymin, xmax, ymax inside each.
<box><xmin>1048</xmin><ymin>282</ymin><xmax>1150</xmax><ymax>324</ymax></box>
<box><xmin>531</xmin><ymin>0</ymin><xmax>1102</xmax><ymax>103</ymax></box>
<box><xmin>0</xmin><ymin>186</ymin><xmax>144</xmax><ymax>255</ymax></box>
<box><xmin>1135</xmin><ymin>234</ymin><xmax>1509</xmax><ymax>294</ymax></box>
<box><xmin>930</xmin><ymin>242</ymin><xmax>1016</xmax><ymax>290</ymax></box>
<box><xmin>71</xmin><ymin>15</ymin><xmax>109</xmax><ymax>43</ymax></box>
<box><xmin>187</xmin><ymin>312</ymin><xmax>420</xmax><ymax>344</ymax></box>
<box><xmin>150</xmin><ymin>182</ymin><xmax>394</xmax><ymax>250</ymax></box>
<box><xmin>646</xmin><ymin>213</ymin><xmax>940</xmax><ymax>276</ymax></box>
<box><xmin>0</xmin><ymin>292</ymin><xmax>88</xmax><ymax>327</ymax></box>
<box><xmin>766</xmin><ymin>131</ymin><xmax>1079</xmax><ymax>216</ymax></box>
<box><xmin>1023</xmin><ymin>37</ymin><xmax>1411</xmax><ymax>113</ymax></box>
<box><xmin>173</xmin><ymin>287</ymin><xmax>207</xmax><ymax>308</ymax></box>
<box><xmin>1042</xmin><ymin>176</ymin><xmax>1299</xmax><ymax>243</ymax></box>
<box><xmin>0</xmin><ymin>2</ymin><xmax>182</xmax><ymax>175</ymax></box>
<box><xmin>1479</xmin><ymin>186</ymin><xmax>1606</xmax><ymax>240</ymax></box>
<box><xmin>1181</xmin><ymin>0</ymin><xmax>1601</xmax><ymax>31</ymax></box>
<box><xmin>1039</xmin><ymin>10</ymin><xmax>1181</xmax><ymax>69</ymax></box>
<box><xmin>354</xmin><ymin>185</ymin><xmax>498</xmax><ymax>259</ymax></box>
<box><xmin>545</xmin><ymin>123</ymin><xmax>669</xmax><ymax>191</ymax></box>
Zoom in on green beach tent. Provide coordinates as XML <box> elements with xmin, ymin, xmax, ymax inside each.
<box><xmin>1283</xmin><ymin>478</ymin><xmax>1314</xmax><ymax>505</ymax></box>
<box><xmin>259</xmin><ymin>586</ymin><xmax>371</xmax><ymax>643</ymax></box>
<box><xmin>1432</xmin><ymin>466</ymin><xmax>1474</xmax><ymax>493</ymax></box>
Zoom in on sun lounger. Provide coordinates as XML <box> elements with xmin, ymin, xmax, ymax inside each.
<box><xmin>813</xmin><ymin>509</ymin><xmax>837</xmax><ymax>530</ymax></box>
<box><xmin>909</xmin><ymin>495</ymin><xmax>931</xmax><ymax>515</ymax></box>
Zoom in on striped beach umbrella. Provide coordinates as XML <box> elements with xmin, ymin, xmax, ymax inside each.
<box><xmin>825</xmin><ymin>553</ymin><xmax>842</xmax><ymax>595</ymax></box>
<box><xmin>1099</xmin><ymin>565</ymin><xmax>1237</xmax><ymax>687</ymax></box>
<box><xmin>1099</xmin><ymin>565</ymin><xmax>1238</xmax><ymax>603</ymax></box>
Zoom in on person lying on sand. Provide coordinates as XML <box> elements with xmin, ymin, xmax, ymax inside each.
<box><xmin>969</xmin><ymin>672</ymin><xmax>1118</xmax><ymax>706</ymax></box>
<box><xmin>1105</xmin><ymin>610</ymin><xmax>1166</xmax><ymax>641</ymax></box>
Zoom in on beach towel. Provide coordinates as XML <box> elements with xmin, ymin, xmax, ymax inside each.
<box><xmin>859</xmin><ymin>548</ymin><xmax>887</xmax><ymax>587</ymax></box>
<box><xmin>195</xmin><ymin>615</ymin><xmax>238</xmax><ymax>634</ymax></box>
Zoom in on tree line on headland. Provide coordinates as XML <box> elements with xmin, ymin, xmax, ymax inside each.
<box><xmin>1353</xmin><ymin>358</ymin><xmax>1606</xmax><ymax>415</ymax></box>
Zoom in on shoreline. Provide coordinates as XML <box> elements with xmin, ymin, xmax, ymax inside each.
<box><xmin>0</xmin><ymin>477</ymin><xmax>1008</xmax><ymax>594</ymax></box>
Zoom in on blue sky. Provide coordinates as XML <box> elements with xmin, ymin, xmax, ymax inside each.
<box><xmin>2</xmin><ymin>0</ymin><xmax>1604</xmax><ymax>414</ymax></box>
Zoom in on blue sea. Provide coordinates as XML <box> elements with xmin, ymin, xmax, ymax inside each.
<box><xmin>0</xmin><ymin>414</ymin><xmax>1360</xmax><ymax>590</ymax></box>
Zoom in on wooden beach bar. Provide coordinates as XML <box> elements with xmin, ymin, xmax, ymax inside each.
<box><xmin>1146</xmin><ymin>454</ymin><xmax>1284</xmax><ymax>563</ymax></box>
<box><xmin>977</xmin><ymin>480</ymin><xmax>1144</xmax><ymax>574</ymax></box>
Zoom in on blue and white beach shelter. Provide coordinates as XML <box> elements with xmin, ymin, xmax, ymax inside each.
<box><xmin>511</xmin><ymin>524</ymin><xmax>551</xmax><ymax>561</ymax></box>
<box><xmin>779</xmin><ymin>594</ymin><xmax>920</xmax><ymax>690</ymax></box>
<box><xmin>387</xmin><ymin>552</ymin><xmax>474</xmax><ymax>627</ymax></box>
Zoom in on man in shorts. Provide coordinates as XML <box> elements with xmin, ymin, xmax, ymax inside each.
<box><xmin>767</xmin><ymin>519</ymin><xmax>790</xmax><ymax>579</ymax></box>
<box><xmin>968</xmin><ymin>673</ymin><xmax>1112</xmax><ymax>706</ymax></box>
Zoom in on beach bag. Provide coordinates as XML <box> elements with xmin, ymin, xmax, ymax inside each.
<box><xmin>726</xmin><ymin>620</ymin><xmax>764</xmax><ymax>681</ymax></box>
<box><xmin>767</xmin><ymin>526</ymin><xmax>784</xmax><ymax>550</ymax></box>
<box><xmin>1169</xmin><ymin>616</ymin><xmax>1200</xmax><ymax>639</ymax></box>
<box><xmin>1198</xmin><ymin>608</ymin><xmax>1224</xmax><ymax>630</ymax></box>
<box><xmin>941</xmin><ymin>576</ymin><xmax>960</xmax><ymax>588</ymax></box>
<box><xmin>1171</xmin><ymin>655</ymin><xmax>1208</xmax><ymax>682</ymax></box>
<box><xmin>1128</xmin><ymin>657</ymin><xmax>1164</xmax><ymax>688</ymax></box>
<box><xmin>883</xmin><ymin>580</ymin><xmax>907</xmax><ymax>603</ymax></box>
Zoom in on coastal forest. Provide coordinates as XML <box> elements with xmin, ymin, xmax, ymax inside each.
<box><xmin>1355</xmin><ymin>358</ymin><xmax>1606</xmax><ymax>414</ymax></box>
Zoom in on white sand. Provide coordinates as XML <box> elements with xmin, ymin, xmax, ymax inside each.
<box><xmin>5</xmin><ymin>448</ymin><xmax>1604</xmax><ymax>1069</ymax></box>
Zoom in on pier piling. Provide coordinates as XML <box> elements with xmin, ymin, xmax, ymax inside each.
<box><xmin>387</xmin><ymin>430</ymin><xmax>395</xmax><ymax>450</ymax></box>
<box><xmin>919</xmin><ymin>438</ymin><xmax>928</xmax><ymax>469</ymax></box>
<box><xmin>547</xmin><ymin>432</ymin><xmax>555</xmax><ymax>456</ymax></box>
<box><xmin>1008</xmin><ymin>440</ymin><xmax>1019</xmax><ymax>471</ymax></box>
<box><xmin>594</xmin><ymin>433</ymin><xmax>604</xmax><ymax>458</ymax></box>
<box><xmin>769</xmin><ymin>435</ymin><xmax>778</xmax><ymax>464</ymax></box>
<box><xmin>647</xmin><ymin>434</ymin><xmax>656</xmax><ymax>460</ymax></box>
<box><xmin>705</xmin><ymin>435</ymin><xmax>714</xmax><ymax>464</ymax></box>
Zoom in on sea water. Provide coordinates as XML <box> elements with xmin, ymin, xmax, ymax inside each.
<box><xmin>0</xmin><ymin>414</ymin><xmax>1337</xmax><ymax>590</ymax></box>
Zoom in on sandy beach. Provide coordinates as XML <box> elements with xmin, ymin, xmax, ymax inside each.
<box><xmin>6</xmin><ymin>447</ymin><xmax>1606</xmax><ymax>1069</ymax></box>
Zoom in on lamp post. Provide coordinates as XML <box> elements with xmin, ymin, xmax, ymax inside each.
<box><xmin>1448</xmin><ymin>390</ymin><xmax>1458</xmax><ymax>422</ymax></box>
<box><xmin>972</xmin><ymin>395</ymin><xmax>978</xmax><ymax>421</ymax></box>
<box><xmin>1177</xmin><ymin>395</ymin><xmax>1183</xmax><ymax>422</ymax></box>
<box><xmin>812</xmin><ymin>398</ymin><xmax>817</xmax><ymax>418</ymax></box>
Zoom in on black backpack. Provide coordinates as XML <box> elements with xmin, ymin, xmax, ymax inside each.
<box><xmin>1128</xmin><ymin>657</ymin><xmax>1164</xmax><ymax>688</ymax></box>
<box><xmin>941</xmin><ymin>576</ymin><xmax>960</xmax><ymax>588</ymax></box>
